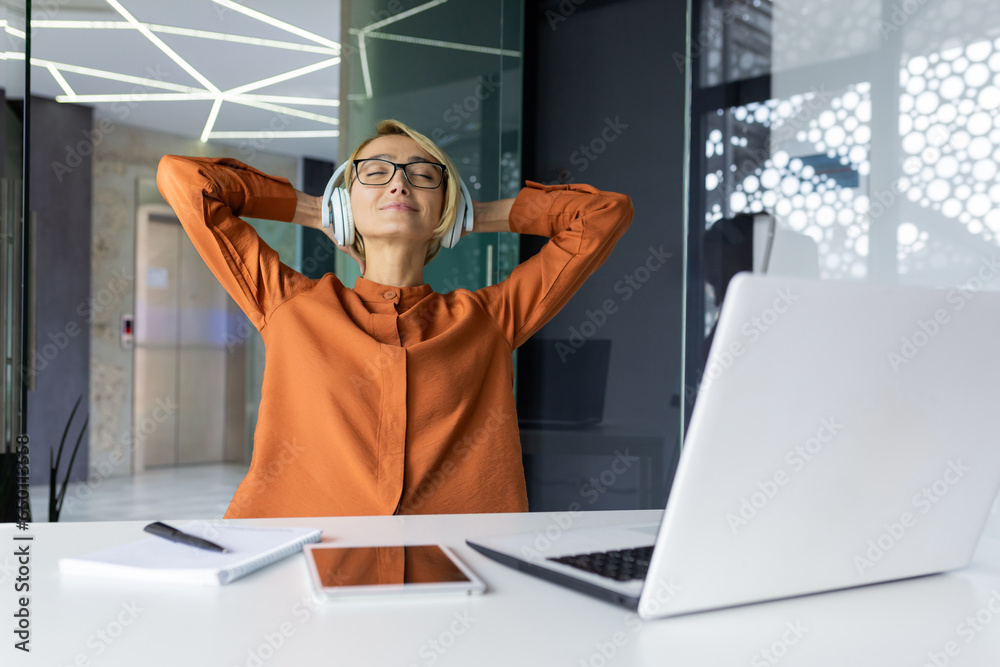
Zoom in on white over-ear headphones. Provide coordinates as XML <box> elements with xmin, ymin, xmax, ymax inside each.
<box><xmin>321</xmin><ymin>160</ymin><xmax>474</xmax><ymax>249</ymax></box>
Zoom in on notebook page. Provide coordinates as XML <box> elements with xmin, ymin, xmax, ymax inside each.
<box><xmin>58</xmin><ymin>521</ymin><xmax>322</xmax><ymax>585</ymax></box>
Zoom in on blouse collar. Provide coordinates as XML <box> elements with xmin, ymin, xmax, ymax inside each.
<box><xmin>353</xmin><ymin>276</ymin><xmax>434</xmax><ymax>307</ymax></box>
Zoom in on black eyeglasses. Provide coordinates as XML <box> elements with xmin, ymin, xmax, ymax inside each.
<box><xmin>353</xmin><ymin>158</ymin><xmax>447</xmax><ymax>189</ymax></box>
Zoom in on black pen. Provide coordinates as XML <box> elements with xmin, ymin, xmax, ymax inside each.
<box><xmin>144</xmin><ymin>521</ymin><xmax>229</xmax><ymax>553</ymax></box>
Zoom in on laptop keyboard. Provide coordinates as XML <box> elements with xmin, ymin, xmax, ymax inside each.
<box><xmin>548</xmin><ymin>545</ymin><xmax>654</xmax><ymax>582</ymax></box>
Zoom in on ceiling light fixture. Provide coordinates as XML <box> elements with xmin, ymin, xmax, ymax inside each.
<box><xmin>105</xmin><ymin>0</ymin><xmax>220</xmax><ymax>94</ymax></box>
<box><xmin>211</xmin><ymin>0</ymin><xmax>340</xmax><ymax>51</ymax></box>
<box><xmin>39</xmin><ymin>58</ymin><xmax>338</xmax><ymax>125</ymax></box>
<box><xmin>353</xmin><ymin>0</ymin><xmax>449</xmax><ymax>98</ymax></box>
<box><xmin>225</xmin><ymin>97</ymin><xmax>338</xmax><ymax>125</ymax></box>
<box><xmin>51</xmin><ymin>92</ymin><xmax>338</xmax><ymax>108</ymax></box>
<box><xmin>357</xmin><ymin>31</ymin><xmax>520</xmax><ymax>57</ymax></box>
<box><xmin>31</xmin><ymin>3</ymin><xmax>343</xmax><ymax>148</ymax></box>
<box><xmin>54</xmin><ymin>93</ymin><xmax>216</xmax><ymax>103</ymax></box>
<box><xmin>363</xmin><ymin>0</ymin><xmax>449</xmax><ymax>33</ymax></box>
<box><xmin>238</xmin><ymin>94</ymin><xmax>338</xmax><ymax>107</ymax></box>
<box><xmin>207</xmin><ymin>130</ymin><xmax>339</xmax><ymax>139</ymax></box>
<box><xmin>31</xmin><ymin>20</ymin><xmax>339</xmax><ymax>55</ymax></box>
<box><xmin>3</xmin><ymin>21</ymin><xmax>25</xmax><ymax>41</ymax></box>
<box><xmin>358</xmin><ymin>33</ymin><xmax>373</xmax><ymax>100</ymax></box>
<box><xmin>46</xmin><ymin>64</ymin><xmax>76</xmax><ymax>98</ymax></box>
<box><xmin>201</xmin><ymin>97</ymin><xmax>224</xmax><ymax>143</ymax></box>
<box><xmin>224</xmin><ymin>57</ymin><xmax>339</xmax><ymax>96</ymax></box>
<box><xmin>32</xmin><ymin>57</ymin><xmax>205</xmax><ymax>93</ymax></box>
<box><xmin>349</xmin><ymin>0</ymin><xmax>518</xmax><ymax>99</ymax></box>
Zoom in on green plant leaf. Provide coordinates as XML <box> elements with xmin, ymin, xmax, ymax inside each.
<box><xmin>53</xmin><ymin>395</ymin><xmax>83</xmax><ymax>481</ymax></box>
<box><xmin>50</xmin><ymin>394</ymin><xmax>86</xmax><ymax>523</ymax></box>
<box><xmin>54</xmin><ymin>416</ymin><xmax>89</xmax><ymax>521</ymax></box>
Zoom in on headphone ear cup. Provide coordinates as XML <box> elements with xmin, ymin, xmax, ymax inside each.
<box><xmin>332</xmin><ymin>187</ymin><xmax>354</xmax><ymax>246</ymax></box>
<box><xmin>461</xmin><ymin>179</ymin><xmax>475</xmax><ymax>233</ymax></box>
<box><xmin>441</xmin><ymin>202</ymin><xmax>463</xmax><ymax>249</ymax></box>
<box><xmin>322</xmin><ymin>162</ymin><xmax>352</xmax><ymax>246</ymax></box>
<box><xmin>343</xmin><ymin>190</ymin><xmax>354</xmax><ymax>246</ymax></box>
<box><xmin>441</xmin><ymin>177</ymin><xmax>474</xmax><ymax>249</ymax></box>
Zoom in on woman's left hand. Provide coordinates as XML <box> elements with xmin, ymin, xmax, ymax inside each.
<box><xmin>464</xmin><ymin>199</ymin><xmax>515</xmax><ymax>235</ymax></box>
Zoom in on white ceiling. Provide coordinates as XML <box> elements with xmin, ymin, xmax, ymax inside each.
<box><xmin>30</xmin><ymin>0</ymin><xmax>342</xmax><ymax>161</ymax></box>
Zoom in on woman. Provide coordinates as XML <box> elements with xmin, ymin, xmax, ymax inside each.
<box><xmin>157</xmin><ymin>119</ymin><xmax>633</xmax><ymax>519</ymax></box>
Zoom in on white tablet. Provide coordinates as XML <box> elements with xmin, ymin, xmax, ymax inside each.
<box><xmin>303</xmin><ymin>544</ymin><xmax>486</xmax><ymax>599</ymax></box>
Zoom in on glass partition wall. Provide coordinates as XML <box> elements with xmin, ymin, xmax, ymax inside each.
<box><xmin>22</xmin><ymin>1</ymin><xmax>338</xmax><ymax>520</ymax></box>
<box><xmin>685</xmin><ymin>0</ymin><xmax>1000</xmax><ymax>429</ymax></box>
<box><xmin>340</xmin><ymin>0</ymin><xmax>523</xmax><ymax>291</ymax></box>
<box><xmin>0</xmin><ymin>3</ymin><xmax>28</xmax><ymax>522</ymax></box>
<box><xmin>7</xmin><ymin>0</ymin><xmax>523</xmax><ymax>522</ymax></box>
<box><xmin>12</xmin><ymin>0</ymin><xmax>687</xmax><ymax>521</ymax></box>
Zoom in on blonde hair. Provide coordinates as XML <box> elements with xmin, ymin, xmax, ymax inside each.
<box><xmin>339</xmin><ymin>119</ymin><xmax>460</xmax><ymax>266</ymax></box>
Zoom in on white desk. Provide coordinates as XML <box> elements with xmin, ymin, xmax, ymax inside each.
<box><xmin>4</xmin><ymin>508</ymin><xmax>1000</xmax><ymax>666</ymax></box>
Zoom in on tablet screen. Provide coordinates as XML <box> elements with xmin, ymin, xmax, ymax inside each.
<box><xmin>308</xmin><ymin>545</ymin><xmax>473</xmax><ymax>589</ymax></box>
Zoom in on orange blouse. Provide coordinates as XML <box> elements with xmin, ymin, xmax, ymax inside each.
<box><xmin>156</xmin><ymin>156</ymin><xmax>633</xmax><ymax>518</ymax></box>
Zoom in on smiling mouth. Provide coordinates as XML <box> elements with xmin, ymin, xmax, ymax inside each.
<box><xmin>383</xmin><ymin>203</ymin><xmax>416</xmax><ymax>211</ymax></box>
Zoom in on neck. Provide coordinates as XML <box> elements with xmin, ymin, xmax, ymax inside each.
<box><xmin>361</xmin><ymin>241</ymin><xmax>427</xmax><ymax>287</ymax></box>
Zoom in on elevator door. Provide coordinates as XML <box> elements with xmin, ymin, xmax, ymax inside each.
<box><xmin>134</xmin><ymin>204</ymin><xmax>234</xmax><ymax>468</ymax></box>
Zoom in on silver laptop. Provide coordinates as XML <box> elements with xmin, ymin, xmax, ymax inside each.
<box><xmin>468</xmin><ymin>273</ymin><xmax>1000</xmax><ymax>619</ymax></box>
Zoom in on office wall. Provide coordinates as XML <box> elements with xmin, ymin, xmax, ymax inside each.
<box><xmin>26</xmin><ymin>96</ymin><xmax>93</xmax><ymax>485</ymax></box>
<box><xmin>520</xmin><ymin>0</ymin><xmax>687</xmax><ymax>509</ymax></box>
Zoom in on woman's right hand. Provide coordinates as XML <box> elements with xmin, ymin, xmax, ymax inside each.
<box><xmin>294</xmin><ymin>189</ymin><xmax>365</xmax><ymax>275</ymax></box>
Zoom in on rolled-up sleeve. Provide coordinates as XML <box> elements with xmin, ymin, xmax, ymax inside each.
<box><xmin>472</xmin><ymin>180</ymin><xmax>633</xmax><ymax>349</ymax></box>
<box><xmin>156</xmin><ymin>155</ymin><xmax>314</xmax><ymax>329</ymax></box>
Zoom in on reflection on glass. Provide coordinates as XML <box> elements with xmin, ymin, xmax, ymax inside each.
<box><xmin>311</xmin><ymin>545</ymin><xmax>470</xmax><ymax>588</ymax></box>
<box><xmin>699</xmin><ymin>0</ymin><xmax>1000</xmax><ymax>289</ymax></box>
<box><xmin>772</xmin><ymin>0</ymin><xmax>882</xmax><ymax>73</ymax></box>
<box><xmin>8</xmin><ymin>1</ymin><xmax>524</xmax><ymax>522</ymax></box>
<box><xmin>343</xmin><ymin>0</ymin><xmax>522</xmax><ymax>292</ymax></box>
<box><xmin>688</xmin><ymin>0</ymin><xmax>1000</xmax><ymax>433</ymax></box>
<box><xmin>703</xmin><ymin>83</ymin><xmax>871</xmax><ymax>283</ymax></box>
<box><xmin>698</xmin><ymin>0</ymin><xmax>774</xmax><ymax>87</ymax></box>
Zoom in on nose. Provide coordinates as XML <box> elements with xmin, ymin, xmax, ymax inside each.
<box><xmin>387</xmin><ymin>166</ymin><xmax>410</xmax><ymax>193</ymax></box>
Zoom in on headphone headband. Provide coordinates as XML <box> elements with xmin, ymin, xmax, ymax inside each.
<box><xmin>321</xmin><ymin>159</ymin><xmax>474</xmax><ymax>249</ymax></box>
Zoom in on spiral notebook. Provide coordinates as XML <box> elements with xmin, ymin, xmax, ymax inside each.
<box><xmin>59</xmin><ymin>521</ymin><xmax>322</xmax><ymax>585</ymax></box>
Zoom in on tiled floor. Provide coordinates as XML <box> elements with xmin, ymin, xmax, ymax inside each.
<box><xmin>29</xmin><ymin>463</ymin><xmax>249</xmax><ymax>522</ymax></box>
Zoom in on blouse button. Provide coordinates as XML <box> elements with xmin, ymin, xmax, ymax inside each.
<box><xmin>382</xmin><ymin>290</ymin><xmax>397</xmax><ymax>299</ymax></box>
